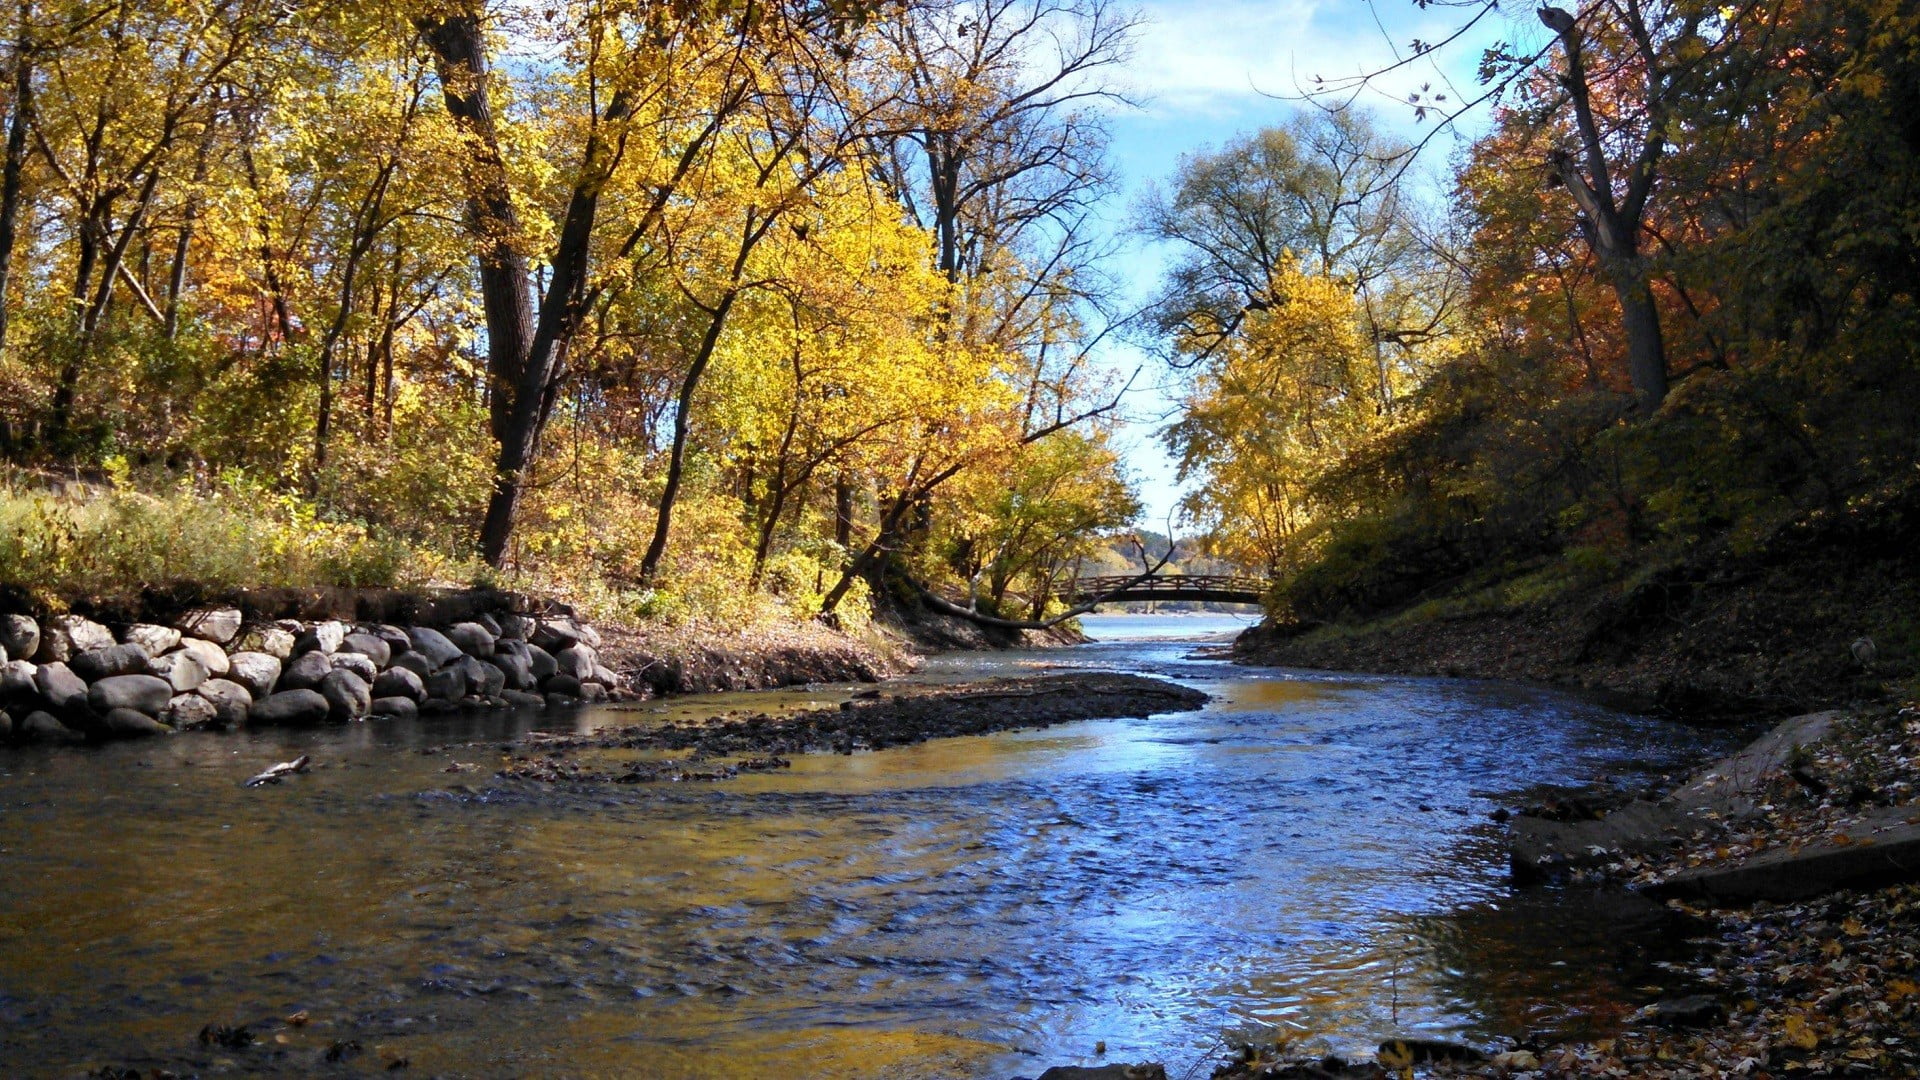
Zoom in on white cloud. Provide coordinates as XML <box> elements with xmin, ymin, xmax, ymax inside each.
<box><xmin>1117</xmin><ymin>0</ymin><xmax>1514</xmax><ymax>121</ymax></box>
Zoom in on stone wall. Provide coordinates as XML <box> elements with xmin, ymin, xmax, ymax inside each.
<box><xmin>0</xmin><ymin>605</ymin><xmax>630</xmax><ymax>745</ymax></box>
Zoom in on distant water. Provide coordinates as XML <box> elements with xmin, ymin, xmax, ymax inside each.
<box><xmin>0</xmin><ymin>620</ymin><xmax>1740</xmax><ymax>1078</ymax></box>
<box><xmin>1076</xmin><ymin>611</ymin><xmax>1261</xmax><ymax>642</ymax></box>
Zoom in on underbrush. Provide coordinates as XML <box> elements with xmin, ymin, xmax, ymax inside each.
<box><xmin>0</xmin><ymin>470</ymin><xmax>480</xmax><ymax>609</ymax></box>
<box><xmin>0</xmin><ymin>466</ymin><xmax>870</xmax><ymax>635</ymax></box>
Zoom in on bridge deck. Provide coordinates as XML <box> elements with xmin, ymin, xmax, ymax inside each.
<box><xmin>1061</xmin><ymin>574</ymin><xmax>1267</xmax><ymax>606</ymax></box>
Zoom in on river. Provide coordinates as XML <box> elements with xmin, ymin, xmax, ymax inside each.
<box><xmin>0</xmin><ymin>615</ymin><xmax>1739</xmax><ymax>1077</ymax></box>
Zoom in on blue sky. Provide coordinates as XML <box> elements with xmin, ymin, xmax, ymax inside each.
<box><xmin>1089</xmin><ymin>0</ymin><xmax>1528</xmax><ymax>527</ymax></box>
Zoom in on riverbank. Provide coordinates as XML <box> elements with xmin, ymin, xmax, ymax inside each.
<box><xmin>0</xmin><ymin>588</ymin><xmax>921</xmax><ymax>747</ymax></box>
<box><xmin>1194</xmin><ymin>698</ymin><xmax>1920</xmax><ymax>1080</ymax></box>
<box><xmin>1234</xmin><ymin>487</ymin><xmax>1917</xmax><ymax>721</ymax></box>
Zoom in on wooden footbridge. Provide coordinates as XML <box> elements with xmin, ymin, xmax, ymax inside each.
<box><xmin>1060</xmin><ymin>573</ymin><xmax>1267</xmax><ymax>606</ymax></box>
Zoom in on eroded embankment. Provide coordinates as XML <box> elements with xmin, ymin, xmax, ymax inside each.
<box><xmin>1234</xmin><ymin>486</ymin><xmax>1918</xmax><ymax>720</ymax></box>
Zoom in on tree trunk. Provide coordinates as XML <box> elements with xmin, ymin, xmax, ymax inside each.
<box><xmin>0</xmin><ymin>8</ymin><xmax>31</xmax><ymax>360</ymax></box>
<box><xmin>420</xmin><ymin>9</ymin><xmax>627</xmax><ymax>568</ymax></box>
<box><xmin>638</xmin><ymin>288</ymin><xmax>738</xmax><ymax>581</ymax></box>
<box><xmin>1540</xmin><ymin>5</ymin><xmax>1671</xmax><ymax>413</ymax></box>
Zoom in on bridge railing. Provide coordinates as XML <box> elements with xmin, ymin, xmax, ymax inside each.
<box><xmin>1059</xmin><ymin>573</ymin><xmax>1268</xmax><ymax>602</ymax></box>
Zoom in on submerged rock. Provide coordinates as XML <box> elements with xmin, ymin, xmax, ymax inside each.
<box><xmin>102</xmin><ymin>707</ymin><xmax>171</xmax><ymax>737</ymax></box>
<box><xmin>18</xmin><ymin>710</ymin><xmax>84</xmax><ymax>744</ymax></box>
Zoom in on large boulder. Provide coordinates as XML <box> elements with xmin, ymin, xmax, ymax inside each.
<box><xmin>542</xmin><ymin>673</ymin><xmax>583</xmax><ymax>698</ymax></box>
<box><xmin>474</xmin><ymin>612</ymin><xmax>504</xmax><ymax>637</ymax></box>
<box><xmin>33</xmin><ymin>662</ymin><xmax>91</xmax><ymax>715</ymax></box>
<box><xmin>250</xmin><ymin>689</ymin><xmax>331</xmax><ymax>726</ymax></box>
<box><xmin>530</xmin><ymin>618</ymin><xmax>587</xmax><ymax>653</ymax></box>
<box><xmin>527</xmin><ymin>643</ymin><xmax>557</xmax><ymax>681</ymax></box>
<box><xmin>406</xmin><ymin>627</ymin><xmax>463</xmax><ymax>669</ymax></box>
<box><xmin>502</xmin><ymin>689</ymin><xmax>546</xmax><ymax>709</ymax></box>
<box><xmin>176</xmin><ymin>637</ymin><xmax>230</xmax><ymax>677</ymax></box>
<box><xmin>71</xmin><ymin>643</ymin><xmax>152</xmax><ymax>682</ymax></box>
<box><xmin>236</xmin><ymin>625</ymin><xmax>296</xmax><ymax>660</ymax></box>
<box><xmin>329</xmin><ymin>652</ymin><xmax>378</xmax><ymax>683</ymax></box>
<box><xmin>390</xmin><ymin>651</ymin><xmax>434</xmax><ymax>679</ymax></box>
<box><xmin>589</xmin><ymin>664</ymin><xmax>621</xmax><ymax>690</ymax></box>
<box><xmin>18</xmin><ymin>710</ymin><xmax>85</xmax><ymax>744</ymax></box>
<box><xmin>371</xmin><ymin>666</ymin><xmax>426</xmax><ymax>703</ymax></box>
<box><xmin>226</xmin><ymin>652</ymin><xmax>282</xmax><ymax>699</ymax></box>
<box><xmin>455</xmin><ymin>656</ymin><xmax>505</xmax><ymax>699</ymax></box>
<box><xmin>121</xmin><ymin>624</ymin><xmax>180</xmax><ymax>655</ymax></box>
<box><xmin>293</xmin><ymin>620</ymin><xmax>347</xmax><ymax>656</ymax></box>
<box><xmin>196</xmin><ymin>679</ymin><xmax>253</xmax><ymax>728</ymax></box>
<box><xmin>174</xmin><ymin>607</ymin><xmax>243</xmax><ymax>645</ymax></box>
<box><xmin>370</xmin><ymin>624</ymin><xmax>411</xmax><ymax>656</ymax></box>
<box><xmin>277</xmin><ymin>650</ymin><xmax>332</xmax><ymax>692</ymax></box>
<box><xmin>340</xmin><ymin>632</ymin><xmax>391</xmax><ymax>669</ymax></box>
<box><xmin>36</xmin><ymin>614</ymin><xmax>115</xmax><ymax>662</ymax></box>
<box><xmin>424</xmin><ymin>667</ymin><xmax>466</xmax><ymax>701</ymax></box>
<box><xmin>88</xmin><ymin>674</ymin><xmax>174</xmax><ymax>716</ymax></box>
<box><xmin>555</xmin><ymin>644</ymin><xmax>597</xmax><ymax>682</ymax></box>
<box><xmin>317</xmin><ymin>668</ymin><xmax>372</xmax><ymax>721</ymax></box>
<box><xmin>0</xmin><ymin>614</ymin><xmax>40</xmax><ymax>659</ymax></box>
<box><xmin>492</xmin><ymin>648</ymin><xmax>535</xmax><ymax>691</ymax></box>
<box><xmin>446</xmin><ymin>622</ymin><xmax>497</xmax><ymax>659</ymax></box>
<box><xmin>150</xmin><ymin>650</ymin><xmax>210</xmax><ymax>693</ymax></box>
<box><xmin>370</xmin><ymin>696</ymin><xmax>417</xmax><ymax>721</ymax></box>
<box><xmin>162</xmin><ymin>693</ymin><xmax>218</xmax><ymax>730</ymax></box>
<box><xmin>1</xmin><ymin>659</ymin><xmax>37</xmax><ymax>701</ymax></box>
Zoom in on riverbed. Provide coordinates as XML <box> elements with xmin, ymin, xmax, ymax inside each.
<box><xmin>0</xmin><ymin>615</ymin><xmax>1740</xmax><ymax>1077</ymax></box>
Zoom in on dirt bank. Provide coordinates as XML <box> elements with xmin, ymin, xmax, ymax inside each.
<box><xmin>1234</xmin><ymin>505</ymin><xmax>1916</xmax><ymax>720</ymax></box>
<box><xmin>597</xmin><ymin>618</ymin><xmax>904</xmax><ymax>696</ymax></box>
<box><xmin>496</xmin><ymin>672</ymin><xmax>1209</xmax><ymax>784</ymax></box>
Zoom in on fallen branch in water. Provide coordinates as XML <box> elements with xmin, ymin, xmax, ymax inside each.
<box><xmin>243</xmin><ymin>755</ymin><xmax>311</xmax><ymax>787</ymax></box>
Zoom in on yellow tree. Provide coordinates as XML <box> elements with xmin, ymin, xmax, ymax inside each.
<box><xmin>1166</xmin><ymin>261</ymin><xmax>1392</xmax><ymax>574</ymax></box>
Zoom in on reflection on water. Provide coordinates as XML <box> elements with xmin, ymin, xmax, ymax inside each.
<box><xmin>0</xmin><ymin>618</ymin><xmax>1739</xmax><ymax>1077</ymax></box>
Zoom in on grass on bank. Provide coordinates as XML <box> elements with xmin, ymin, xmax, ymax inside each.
<box><xmin>0</xmin><ymin>467</ymin><xmax>873</xmax><ymax>635</ymax></box>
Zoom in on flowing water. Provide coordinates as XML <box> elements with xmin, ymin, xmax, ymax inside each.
<box><xmin>0</xmin><ymin>616</ymin><xmax>1742</xmax><ymax>1078</ymax></box>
